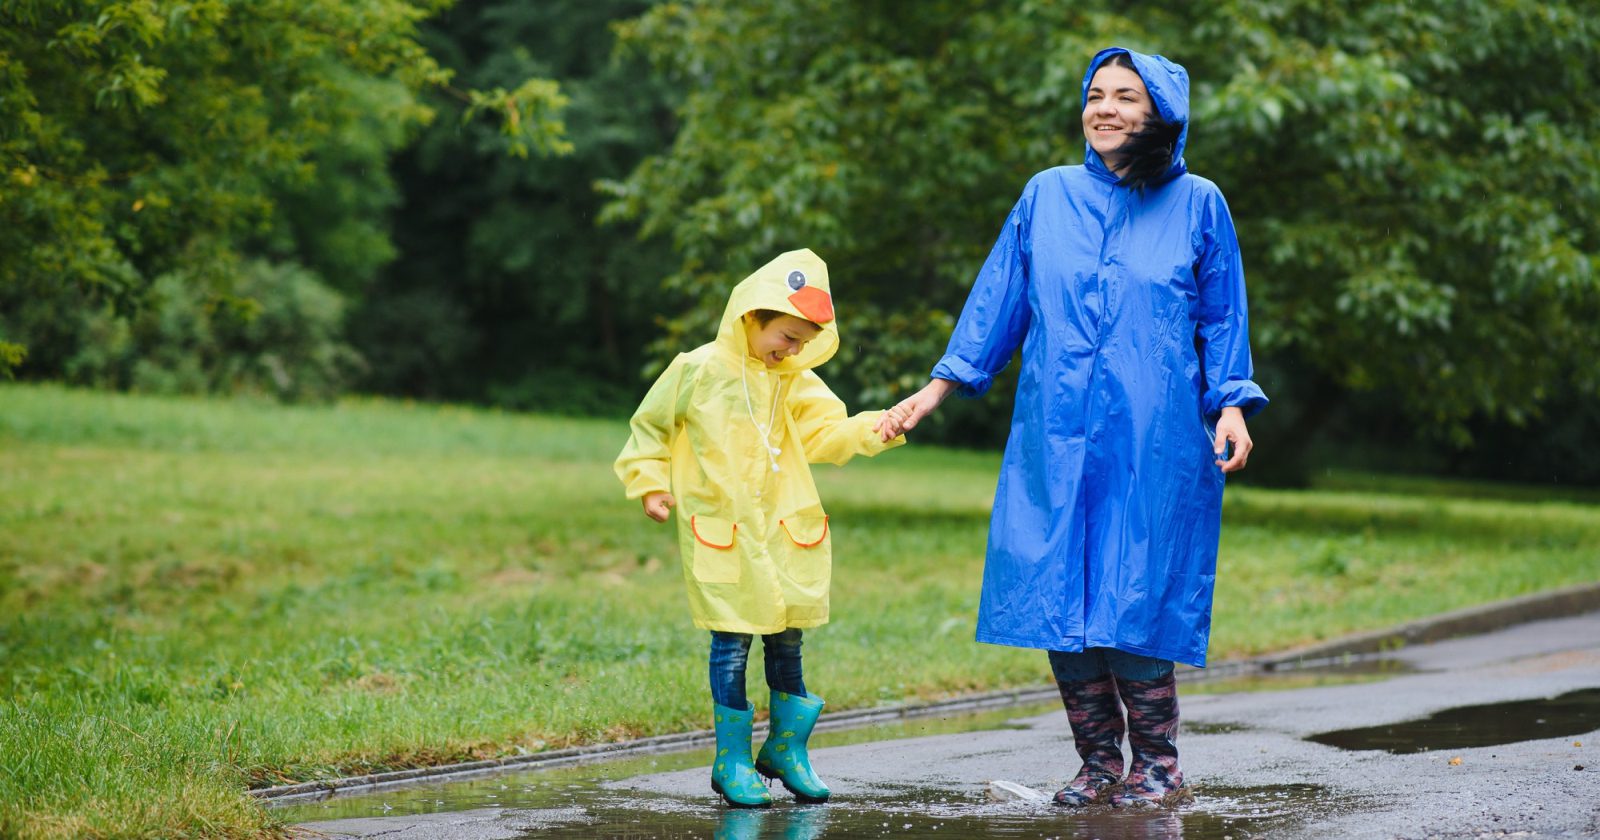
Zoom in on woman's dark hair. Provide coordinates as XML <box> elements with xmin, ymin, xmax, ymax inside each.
<box><xmin>1099</xmin><ymin>51</ymin><xmax>1186</xmax><ymax>191</ymax></box>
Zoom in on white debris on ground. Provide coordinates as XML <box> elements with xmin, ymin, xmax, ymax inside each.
<box><xmin>985</xmin><ymin>779</ymin><xmax>1048</xmax><ymax>802</ymax></box>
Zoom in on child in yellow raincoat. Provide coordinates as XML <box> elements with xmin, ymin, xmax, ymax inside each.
<box><xmin>615</xmin><ymin>248</ymin><xmax>905</xmax><ymax>808</ymax></box>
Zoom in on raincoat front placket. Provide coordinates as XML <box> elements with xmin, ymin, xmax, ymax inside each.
<box><xmin>741</xmin><ymin>358</ymin><xmax>776</xmax><ymax>586</ymax></box>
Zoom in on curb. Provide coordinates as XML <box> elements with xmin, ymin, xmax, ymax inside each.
<box><xmin>1247</xmin><ymin>580</ymin><xmax>1600</xmax><ymax>671</ymax></box>
<box><xmin>253</xmin><ymin>581</ymin><xmax>1600</xmax><ymax>802</ymax></box>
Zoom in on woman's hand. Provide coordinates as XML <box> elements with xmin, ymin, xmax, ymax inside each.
<box><xmin>1214</xmin><ymin>406</ymin><xmax>1253</xmax><ymax>473</ymax></box>
<box><xmin>875</xmin><ymin>379</ymin><xmax>958</xmax><ymax>441</ymax></box>
<box><xmin>642</xmin><ymin>491</ymin><xmax>676</xmax><ymax>522</ymax></box>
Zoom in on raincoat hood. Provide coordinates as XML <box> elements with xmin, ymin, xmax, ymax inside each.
<box><xmin>1082</xmin><ymin>46</ymin><xmax>1190</xmax><ymax>186</ymax></box>
<box><xmin>716</xmin><ymin>248</ymin><xmax>840</xmax><ymax>373</ymax></box>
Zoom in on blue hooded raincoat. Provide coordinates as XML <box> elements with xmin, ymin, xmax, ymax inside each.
<box><xmin>933</xmin><ymin>48</ymin><xmax>1268</xmax><ymax>667</ymax></box>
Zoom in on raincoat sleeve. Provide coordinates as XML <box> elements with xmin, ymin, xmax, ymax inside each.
<box><xmin>930</xmin><ymin>189</ymin><xmax>1034</xmax><ymax>397</ymax></box>
<box><xmin>1196</xmin><ymin>190</ymin><xmax>1269</xmax><ymax>419</ymax></box>
<box><xmin>614</xmin><ymin>353</ymin><xmax>694</xmax><ymax>500</ymax></box>
<box><xmin>788</xmin><ymin>370</ymin><xmax>905</xmax><ymax>465</ymax></box>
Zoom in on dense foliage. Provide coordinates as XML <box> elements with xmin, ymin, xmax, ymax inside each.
<box><xmin>0</xmin><ymin>0</ymin><xmax>567</xmax><ymax>393</ymax></box>
<box><xmin>603</xmin><ymin>0</ymin><xmax>1599</xmax><ymax>457</ymax></box>
<box><xmin>351</xmin><ymin>0</ymin><xmax>673</xmax><ymax>412</ymax></box>
<box><xmin>2</xmin><ymin>0</ymin><xmax>1597</xmax><ymax>481</ymax></box>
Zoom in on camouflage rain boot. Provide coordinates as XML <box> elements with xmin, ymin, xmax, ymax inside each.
<box><xmin>712</xmin><ymin>702</ymin><xmax>773</xmax><ymax>808</ymax></box>
<box><xmin>1051</xmin><ymin>674</ymin><xmax>1126</xmax><ymax>806</ymax></box>
<box><xmin>1110</xmin><ymin>671</ymin><xmax>1194</xmax><ymax>808</ymax></box>
<box><xmin>755</xmin><ymin>690</ymin><xmax>830</xmax><ymax>802</ymax></box>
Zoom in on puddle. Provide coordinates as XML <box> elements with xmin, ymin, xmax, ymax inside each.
<box><xmin>1307</xmin><ymin>686</ymin><xmax>1600</xmax><ymax>753</ymax></box>
<box><xmin>1187</xmin><ymin>657</ymin><xmax>1418</xmax><ymax>696</ymax></box>
<box><xmin>278</xmin><ymin>700</ymin><xmax>1360</xmax><ymax>838</ymax></box>
<box><xmin>287</xmin><ymin>779</ymin><xmax>1353</xmax><ymax>839</ymax></box>
<box><xmin>273</xmin><ymin>703</ymin><xmax>1059</xmax><ymax>822</ymax></box>
<box><xmin>274</xmin><ymin>667</ymin><xmax>1403</xmax><ymax>836</ymax></box>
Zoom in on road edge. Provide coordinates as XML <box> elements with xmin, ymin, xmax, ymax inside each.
<box><xmin>255</xmin><ymin>580</ymin><xmax>1600</xmax><ymax>802</ymax></box>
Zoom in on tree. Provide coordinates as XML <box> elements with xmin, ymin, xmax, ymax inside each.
<box><xmin>354</xmin><ymin>0</ymin><xmax>675</xmax><ymax>412</ymax></box>
<box><xmin>603</xmin><ymin>0</ymin><xmax>1599</xmax><ymax>460</ymax></box>
<box><xmin>0</xmin><ymin>0</ymin><xmax>569</xmax><ymax>382</ymax></box>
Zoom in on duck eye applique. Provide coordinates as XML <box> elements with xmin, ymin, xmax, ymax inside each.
<box><xmin>786</xmin><ymin>270</ymin><xmax>807</xmax><ymax>291</ymax></box>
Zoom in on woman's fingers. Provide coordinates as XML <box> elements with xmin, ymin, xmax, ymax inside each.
<box><xmin>1218</xmin><ymin>434</ymin><xmax>1252</xmax><ymax>473</ymax></box>
<box><xmin>877</xmin><ymin>400</ymin><xmax>917</xmax><ymax>440</ymax></box>
<box><xmin>900</xmin><ymin>397</ymin><xmax>928</xmax><ymax>430</ymax></box>
<box><xmin>1212</xmin><ymin>408</ymin><xmax>1252</xmax><ymax>473</ymax></box>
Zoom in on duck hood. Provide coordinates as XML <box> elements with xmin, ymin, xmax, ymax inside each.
<box><xmin>716</xmin><ymin>248</ymin><xmax>840</xmax><ymax>373</ymax></box>
<box><xmin>1082</xmin><ymin>46</ymin><xmax>1190</xmax><ymax>185</ymax></box>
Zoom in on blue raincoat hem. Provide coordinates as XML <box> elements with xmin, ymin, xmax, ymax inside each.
<box><xmin>973</xmin><ymin>631</ymin><xmax>1207</xmax><ymax>670</ymax></box>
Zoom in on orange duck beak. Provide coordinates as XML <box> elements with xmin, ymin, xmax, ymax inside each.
<box><xmin>788</xmin><ymin>285</ymin><xmax>834</xmax><ymax>324</ymax></box>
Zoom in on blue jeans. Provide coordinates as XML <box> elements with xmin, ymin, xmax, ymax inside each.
<box><xmin>710</xmin><ymin>628</ymin><xmax>806</xmax><ymax>709</ymax></box>
<box><xmin>1048</xmin><ymin>647</ymin><xmax>1174</xmax><ymax>682</ymax></box>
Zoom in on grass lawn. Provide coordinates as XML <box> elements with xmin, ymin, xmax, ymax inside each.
<box><xmin>2</xmin><ymin>383</ymin><xmax>1596</xmax><ymax>838</ymax></box>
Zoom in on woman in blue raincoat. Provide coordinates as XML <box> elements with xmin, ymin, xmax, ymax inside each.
<box><xmin>878</xmin><ymin>47</ymin><xmax>1267</xmax><ymax>808</ymax></box>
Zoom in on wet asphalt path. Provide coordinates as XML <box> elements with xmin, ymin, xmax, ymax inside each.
<box><xmin>290</xmin><ymin>611</ymin><xmax>1600</xmax><ymax>839</ymax></box>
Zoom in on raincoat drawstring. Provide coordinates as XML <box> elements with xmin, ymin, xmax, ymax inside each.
<box><xmin>741</xmin><ymin>361</ymin><xmax>784</xmax><ymax>473</ymax></box>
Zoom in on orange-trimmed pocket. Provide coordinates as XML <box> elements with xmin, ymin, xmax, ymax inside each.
<box><xmin>780</xmin><ymin>514</ymin><xmax>831</xmax><ymax>583</ymax></box>
<box><xmin>779</xmin><ymin>515</ymin><xmax>829</xmax><ymax>547</ymax></box>
<box><xmin>691</xmin><ymin>515</ymin><xmax>737</xmax><ymax>549</ymax></box>
<box><xmin>690</xmin><ymin>515</ymin><xmax>740</xmax><ymax>584</ymax></box>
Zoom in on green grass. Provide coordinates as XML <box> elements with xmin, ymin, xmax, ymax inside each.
<box><xmin>2</xmin><ymin>383</ymin><xmax>1597</xmax><ymax>838</ymax></box>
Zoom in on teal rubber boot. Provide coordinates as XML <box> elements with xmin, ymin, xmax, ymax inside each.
<box><xmin>711</xmin><ymin>702</ymin><xmax>772</xmax><ymax>808</ymax></box>
<box><xmin>756</xmin><ymin>691</ymin><xmax>830</xmax><ymax>803</ymax></box>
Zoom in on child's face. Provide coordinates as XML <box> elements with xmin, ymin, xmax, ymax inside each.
<box><xmin>745</xmin><ymin>313</ymin><xmax>822</xmax><ymax>368</ymax></box>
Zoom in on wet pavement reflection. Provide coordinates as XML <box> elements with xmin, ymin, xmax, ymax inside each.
<box><xmin>287</xmin><ymin>772</ymin><xmax>1353</xmax><ymax>839</ymax></box>
<box><xmin>1308</xmin><ymin>685</ymin><xmax>1600</xmax><ymax>753</ymax></box>
<box><xmin>1185</xmin><ymin>655</ymin><xmax>1418</xmax><ymax>696</ymax></box>
<box><xmin>279</xmin><ymin>667</ymin><xmax>1399</xmax><ymax>838</ymax></box>
<box><xmin>276</xmin><ymin>703</ymin><xmax>1059</xmax><ymax>824</ymax></box>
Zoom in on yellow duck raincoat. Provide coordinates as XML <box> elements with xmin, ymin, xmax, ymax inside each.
<box><xmin>615</xmin><ymin>249</ymin><xmax>904</xmax><ymax>634</ymax></box>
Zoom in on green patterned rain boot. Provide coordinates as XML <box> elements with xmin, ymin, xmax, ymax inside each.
<box><xmin>712</xmin><ymin>702</ymin><xmax>772</xmax><ymax>808</ymax></box>
<box><xmin>755</xmin><ymin>690</ymin><xmax>830</xmax><ymax>803</ymax></box>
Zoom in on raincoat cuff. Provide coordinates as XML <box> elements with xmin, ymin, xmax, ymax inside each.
<box><xmin>1203</xmin><ymin>380</ymin><xmax>1268</xmax><ymax>420</ymax></box>
<box><xmin>622</xmin><ymin>468</ymin><xmax>671</xmax><ymax>501</ymax></box>
<box><xmin>931</xmin><ymin>356</ymin><xmax>993</xmax><ymax>398</ymax></box>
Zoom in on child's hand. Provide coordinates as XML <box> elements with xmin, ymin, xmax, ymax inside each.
<box><xmin>642</xmin><ymin>491</ymin><xmax>676</xmax><ymax>522</ymax></box>
<box><xmin>878</xmin><ymin>405</ymin><xmax>912</xmax><ymax>440</ymax></box>
<box><xmin>875</xmin><ymin>379</ymin><xmax>956</xmax><ymax>441</ymax></box>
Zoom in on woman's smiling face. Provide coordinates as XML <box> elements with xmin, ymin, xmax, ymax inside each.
<box><xmin>1082</xmin><ymin>62</ymin><xmax>1152</xmax><ymax>172</ymax></box>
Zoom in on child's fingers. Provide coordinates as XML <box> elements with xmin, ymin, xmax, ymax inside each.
<box><xmin>877</xmin><ymin>406</ymin><xmax>907</xmax><ymax>440</ymax></box>
<box><xmin>642</xmin><ymin>494</ymin><xmax>674</xmax><ymax>522</ymax></box>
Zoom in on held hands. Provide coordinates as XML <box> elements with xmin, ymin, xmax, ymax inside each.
<box><xmin>874</xmin><ymin>379</ymin><xmax>957</xmax><ymax>442</ymax></box>
<box><xmin>1214</xmin><ymin>406</ymin><xmax>1253</xmax><ymax>473</ymax></box>
<box><xmin>642</xmin><ymin>491</ymin><xmax>676</xmax><ymax>522</ymax></box>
